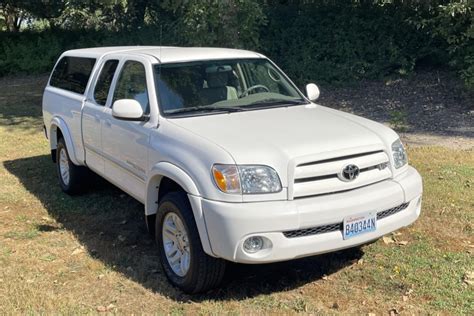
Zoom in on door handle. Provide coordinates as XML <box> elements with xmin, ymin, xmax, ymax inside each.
<box><xmin>94</xmin><ymin>115</ymin><xmax>100</xmax><ymax>122</ymax></box>
<box><xmin>104</xmin><ymin>119</ymin><xmax>112</xmax><ymax>127</ymax></box>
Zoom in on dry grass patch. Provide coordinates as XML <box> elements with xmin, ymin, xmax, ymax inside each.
<box><xmin>0</xmin><ymin>76</ymin><xmax>472</xmax><ymax>314</ymax></box>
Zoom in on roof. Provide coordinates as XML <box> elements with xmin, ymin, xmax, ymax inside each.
<box><xmin>63</xmin><ymin>46</ymin><xmax>264</xmax><ymax>63</ymax></box>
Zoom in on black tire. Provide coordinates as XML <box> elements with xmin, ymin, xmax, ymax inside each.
<box><xmin>155</xmin><ymin>191</ymin><xmax>226</xmax><ymax>293</ymax></box>
<box><xmin>56</xmin><ymin>137</ymin><xmax>87</xmax><ymax>194</ymax></box>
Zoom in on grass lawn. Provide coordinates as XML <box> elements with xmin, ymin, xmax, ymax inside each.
<box><xmin>0</xmin><ymin>77</ymin><xmax>473</xmax><ymax>314</ymax></box>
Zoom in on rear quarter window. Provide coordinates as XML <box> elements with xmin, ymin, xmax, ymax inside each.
<box><xmin>50</xmin><ymin>56</ymin><xmax>96</xmax><ymax>94</ymax></box>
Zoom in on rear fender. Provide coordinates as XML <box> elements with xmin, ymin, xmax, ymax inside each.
<box><xmin>49</xmin><ymin>117</ymin><xmax>80</xmax><ymax>166</ymax></box>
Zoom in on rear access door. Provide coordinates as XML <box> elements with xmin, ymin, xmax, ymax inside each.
<box><xmin>82</xmin><ymin>57</ymin><xmax>120</xmax><ymax>174</ymax></box>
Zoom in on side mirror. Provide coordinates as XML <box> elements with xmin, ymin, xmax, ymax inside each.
<box><xmin>305</xmin><ymin>83</ymin><xmax>320</xmax><ymax>102</ymax></box>
<box><xmin>112</xmin><ymin>99</ymin><xmax>145</xmax><ymax>121</ymax></box>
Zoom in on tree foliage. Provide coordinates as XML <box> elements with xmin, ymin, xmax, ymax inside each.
<box><xmin>162</xmin><ymin>0</ymin><xmax>266</xmax><ymax>48</ymax></box>
<box><xmin>418</xmin><ymin>0</ymin><xmax>474</xmax><ymax>87</ymax></box>
<box><xmin>0</xmin><ymin>0</ymin><xmax>472</xmax><ymax>88</ymax></box>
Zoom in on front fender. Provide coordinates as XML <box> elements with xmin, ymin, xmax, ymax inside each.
<box><xmin>146</xmin><ymin>162</ymin><xmax>200</xmax><ymax>216</ymax></box>
<box><xmin>49</xmin><ymin>116</ymin><xmax>81</xmax><ymax>166</ymax></box>
<box><xmin>146</xmin><ymin>162</ymin><xmax>216</xmax><ymax>257</ymax></box>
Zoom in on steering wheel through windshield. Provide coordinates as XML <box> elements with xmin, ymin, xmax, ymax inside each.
<box><xmin>239</xmin><ymin>84</ymin><xmax>270</xmax><ymax>98</ymax></box>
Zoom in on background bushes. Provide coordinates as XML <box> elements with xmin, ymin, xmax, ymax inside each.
<box><xmin>0</xmin><ymin>0</ymin><xmax>472</xmax><ymax>89</ymax></box>
<box><xmin>260</xmin><ymin>2</ymin><xmax>446</xmax><ymax>86</ymax></box>
<box><xmin>0</xmin><ymin>27</ymin><xmax>186</xmax><ymax>76</ymax></box>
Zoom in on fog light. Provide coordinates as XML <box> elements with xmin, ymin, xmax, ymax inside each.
<box><xmin>243</xmin><ymin>236</ymin><xmax>264</xmax><ymax>253</ymax></box>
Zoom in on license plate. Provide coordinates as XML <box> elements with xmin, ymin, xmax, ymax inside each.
<box><xmin>343</xmin><ymin>212</ymin><xmax>376</xmax><ymax>240</ymax></box>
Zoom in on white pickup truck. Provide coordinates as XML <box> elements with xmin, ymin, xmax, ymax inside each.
<box><xmin>42</xmin><ymin>46</ymin><xmax>422</xmax><ymax>293</ymax></box>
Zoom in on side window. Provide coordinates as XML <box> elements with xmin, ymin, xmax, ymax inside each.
<box><xmin>50</xmin><ymin>56</ymin><xmax>96</xmax><ymax>94</ymax></box>
<box><xmin>113</xmin><ymin>61</ymin><xmax>149</xmax><ymax>114</ymax></box>
<box><xmin>93</xmin><ymin>60</ymin><xmax>119</xmax><ymax>106</ymax></box>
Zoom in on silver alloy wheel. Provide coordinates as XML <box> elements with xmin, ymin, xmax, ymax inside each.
<box><xmin>59</xmin><ymin>147</ymin><xmax>70</xmax><ymax>185</ymax></box>
<box><xmin>162</xmin><ymin>212</ymin><xmax>190</xmax><ymax>277</ymax></box>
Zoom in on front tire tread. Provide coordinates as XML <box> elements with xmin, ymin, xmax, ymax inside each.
<box><xmin>156</xmin><ymin>191</ymin><xmax>226</xmax><ymax>293</ymax></box>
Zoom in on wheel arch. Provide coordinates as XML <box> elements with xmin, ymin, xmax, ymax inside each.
<box><xmin>49</xmin><ymin>117</ymin><xmax>80</xmax><ymax>165</ymax></box>
<box><xmin>146</xmin><ymin>162</ymin><xmax>200</xmax><ymax>216</ymax></box>
<box><xmin>146</xmin><ymin>162</ymin><xmax>216</xmax><ymax>257</ymax></box>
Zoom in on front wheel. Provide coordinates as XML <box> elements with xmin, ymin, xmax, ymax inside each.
<box><xmin>156</xmin><ymin>191</ymin><xmax>226</xmax><ymax>293</ymax></box>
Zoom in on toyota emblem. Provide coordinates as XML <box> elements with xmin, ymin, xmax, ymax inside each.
<box><xmin>338</xmin><ymin>164</ymin><xmax>360</xmax><ymax>182</ymax></box>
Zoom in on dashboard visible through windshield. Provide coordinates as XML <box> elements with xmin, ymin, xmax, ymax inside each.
<box><xmin>154</xmin><ymin>58</ymin><xmax>307</xmax><ymax>117</ymax></box>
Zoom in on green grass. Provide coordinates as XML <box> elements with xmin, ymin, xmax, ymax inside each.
<box><xmin>4</xmin><ymin>229</ymin><xmax>40</xmax><ymax>240</ymax></box>
<box><xmin>363</xmin><ymin>238</ymin><xmax>473</xmax><ymax>312</ymax></box>
<box><xmin>389</xmin><ymin>109</ymin><xmax>409</xmax><ymax>132</ymax></box>
<box><xmin>0</xmin><ymin>76</ymin><xmax>473</xmax><ymax>314</ymax></box>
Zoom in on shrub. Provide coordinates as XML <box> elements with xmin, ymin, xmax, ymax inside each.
<box><xmin>416</xmin><ymin>0</ymin><xmax>474</xmax><ymax>88</ymax></box>
<box><xmin>0</xmin><ymin>27</ymin><xmax>185</xmax><ymax>76</ymax></box>
<box><xmin>260</xmin><ymin>2</ymin><xmax>443</xmax><ymax>87</ymax></box>
<box><xmin>0</xmin><ymin>1</ymin><xmax>472</xmax><ymax>89</ymax></box>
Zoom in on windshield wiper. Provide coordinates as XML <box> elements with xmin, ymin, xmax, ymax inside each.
<box><xmin>166</xmin><ymin>99</ymin><xmax>308</xmax><ymax>117</ymax></box>
<box><xmin>166</xmin><ymin>105</ymin><xmax>245</xmax><ymax>116</ymax></box>
<box><xmin>246</xmin><ymin>99</ymin><xmax>308</xmax><ymax>108</ymax></box>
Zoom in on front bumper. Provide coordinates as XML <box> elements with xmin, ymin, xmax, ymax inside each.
<box><xmin>201</xmin><ymin>166</ymin><xmax>422</xmax><ymax>263</ymax></box>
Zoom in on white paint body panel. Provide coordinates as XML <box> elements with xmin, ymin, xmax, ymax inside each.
<box><xmin>42</xmin><ymin>46</ymin><xmax>423</xmax><ymax>263</ymax></box>
<box><xmin>202</xmin><ymin>166</ymin><xmax>422</xmax><ymax>263</ymax></box>
<box><xmin>43</xmin><ymin>87</ymin><xmax>86</xmax><ymax>165</ymax></box>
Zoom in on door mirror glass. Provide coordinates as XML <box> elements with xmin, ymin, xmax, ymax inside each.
<box><xmin>305</xmin><ymin>83</ymin><xmax>320</xmax><ymax>101</ymax></box>
<box><xmin>112</xmin><ymin>99</ymin><xmax>144</xmax><ymax>120</ymax></box>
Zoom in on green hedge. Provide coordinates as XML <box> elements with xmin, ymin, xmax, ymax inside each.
<box><xmin>0</xmin><ymin>27</ymin><xmax>186</xmax><ymax>76</ymax></box>
<box><xmin>260</xmin><ymin>3</ymin><xmax>447</xmax><ymax>86</ymax></box>
<box><xmin>0</xmin><ymin>2</ymin><xmax>471</xmax><ymax>89</ymax></box>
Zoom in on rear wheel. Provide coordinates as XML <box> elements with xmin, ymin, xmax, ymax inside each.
<box><xmin>56</xmin><ymin>138</ymin><xmax>87</xmax><ymax>194</ymax></box>
<box><xmin>156</xmin><ymin>191</ymin><xmax>226</xmax><ymax>293</ymax></box>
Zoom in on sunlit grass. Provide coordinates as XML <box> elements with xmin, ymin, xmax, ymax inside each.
<box><xmin>0</xmin><ymin>76</ymin><xmax>472</xmax><ymax>314</ymax></box>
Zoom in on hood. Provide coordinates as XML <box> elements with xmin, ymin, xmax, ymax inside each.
<box><xmin>167</xmin><ymin>105</ymin><xmax>387</xmax><ymax>184</ymax></box>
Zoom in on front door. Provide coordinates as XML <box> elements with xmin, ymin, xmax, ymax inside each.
<box><xmin>101</xmin><ymin>58</ymin><xmax>152</xmax><ymax>202</ymax></box>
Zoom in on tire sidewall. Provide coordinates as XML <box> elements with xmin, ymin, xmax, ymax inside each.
<box><xmin>155</xmin><ymin>193</ymin><xmax>199</xmax><ymax>290</ymax></box>
<box><xmin>56</xmin><ymin>139</ymin><xmax>72</xmax><ymax>191</ymax></box>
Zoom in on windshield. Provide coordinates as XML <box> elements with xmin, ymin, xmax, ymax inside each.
<box><xmin>154</xmin><ymin>58</ymin><xmax>307</xmax><ymax>116</ymax></box>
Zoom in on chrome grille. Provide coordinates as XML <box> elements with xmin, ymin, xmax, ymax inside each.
<box><xmin>282</xmin><ymin>202</ymin><xmax>410</xmax><ymax>238</ymax></box>
<box><xmin>292</xmin><ymin>150</ymin><xmax>392</xmax><ymax>198</ymax></box>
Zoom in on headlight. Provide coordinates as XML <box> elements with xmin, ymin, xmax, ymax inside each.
<box><xmin>239</xmin><ymin>165</ymin><xmax>282</xmax><ymax>194</ymax></box>
<box><xmin>212</xmin><ymin>164</ymin><xmax>282</xmax><ymax>194</ymax></box>
<box><xmin>391</xmin><ymin>139</ymin><xmax>407</xmax><ymax>169</ymax></box>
